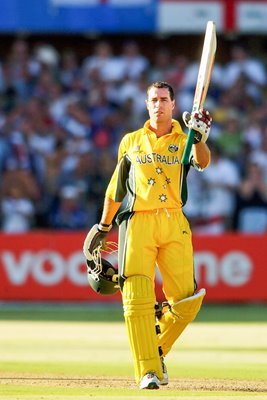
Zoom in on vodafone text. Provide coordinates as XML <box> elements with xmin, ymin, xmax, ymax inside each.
<box><xmin>1</xmin><ymin>250</ymin><xmax>252</xmax><ymax>287</ymax></box>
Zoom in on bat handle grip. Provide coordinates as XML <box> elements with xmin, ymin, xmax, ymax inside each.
<box><xmin>181</xmin><ymin>128</ymin><xmax>195</xmax><ymax>165</ymax></box>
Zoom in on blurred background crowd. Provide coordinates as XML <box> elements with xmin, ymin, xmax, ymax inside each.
<box><xmin>0</xmin><ymin>36</ymin><xmax>267</xmax><ymax>235</ymax></box>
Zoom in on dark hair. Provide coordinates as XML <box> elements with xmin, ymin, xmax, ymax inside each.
<box><xmin>147</xmin><ymin>81</ymin><xmax>174</xmax><ymax>101</ymax></box>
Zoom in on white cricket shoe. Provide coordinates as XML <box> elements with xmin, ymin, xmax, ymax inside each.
<box><xmin>160</xmin><ymin>357</ymin><xmax>168</xmax><ymax>385</ymax></box>
<box><xmin>139</xmin><ymin>372</ymin><xmax>160</xmax><ymax>389</ymax></box>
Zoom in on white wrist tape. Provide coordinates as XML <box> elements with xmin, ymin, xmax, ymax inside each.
<box><xmin>98</xmin><ymin>223</ymin><xmax>112</xmax><ymax>233</ymax></box>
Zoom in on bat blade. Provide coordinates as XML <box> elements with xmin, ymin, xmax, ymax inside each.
<box><xmin>181</xmin><ymin>21</ymin><xmax>217</xmax><ymax>165</ymax></box>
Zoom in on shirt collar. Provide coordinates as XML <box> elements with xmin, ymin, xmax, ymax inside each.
<box><xmin>143</xmin><ymin>119</ymin><xmax>183</xmax><ymax>136</ymax></box>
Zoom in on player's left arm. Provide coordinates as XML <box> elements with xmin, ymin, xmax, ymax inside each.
<box><xmin>83</xmin><ymin>197</ymin><xmax>121</xmax><ymax>261</ymax></box>
<box><xmin>83</xmin><ymin>137</ymin><xmax>129</xmax><ymax>261</ymax></box>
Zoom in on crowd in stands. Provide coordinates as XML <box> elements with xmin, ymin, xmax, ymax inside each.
<box><xmin>0</xmin><ymin>37</ymin><xmax>267</xmax><ymax>234</ymax></box>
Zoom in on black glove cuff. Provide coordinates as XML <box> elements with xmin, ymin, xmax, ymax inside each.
<box><xmin>193</xmin><ymin>130</ymin><xmax>202</xmax><ymax>144</ymax></box>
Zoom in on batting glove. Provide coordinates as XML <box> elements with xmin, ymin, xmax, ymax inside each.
<box><xmin>182</xmin><ymin>109</ymin><xmax>212</xmax><ymax>143</ymax></box>
<box><xmin>83</xmin><ymin>223</ymin><xmax>112</xmax><ymax>261</ymax></box>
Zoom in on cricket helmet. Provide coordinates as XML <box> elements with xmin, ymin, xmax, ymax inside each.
<box><xmin>86</xmin><ymin>241</ymin><xmax>119</xmax><ymax>295</ymax></box>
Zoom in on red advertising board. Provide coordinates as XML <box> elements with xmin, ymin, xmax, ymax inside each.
<box><xmin>0</xmin><ymin>231</ymin><xmax>266</xmax><ymax>303</ymax></box>
<box><xmin>192</xmin><ymin>234</ymin><xmax>267</xmax><ymax>302</ymax></box>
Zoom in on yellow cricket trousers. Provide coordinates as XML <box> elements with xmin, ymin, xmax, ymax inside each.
<box><xmin>118</xmin><ymin>208</ymin><xmax>195</xmax><ymax>304</ymax></box>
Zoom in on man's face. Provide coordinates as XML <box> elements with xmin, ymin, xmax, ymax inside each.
<box><xmin>146</xmin><ymin>87</ymin><xmax>175</xmax><ymax>124</ymax></box>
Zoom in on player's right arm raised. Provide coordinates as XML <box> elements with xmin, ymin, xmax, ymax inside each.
<box><xmin>182</xmin><ymin>108</ymin><xmax>211</xmax><ymax>169</ymax></box>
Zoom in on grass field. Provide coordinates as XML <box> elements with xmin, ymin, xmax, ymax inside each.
<box><xmin>0</xmin><ymin>303</ymin><xmax>267</xmax><ymax>399</ymax></box>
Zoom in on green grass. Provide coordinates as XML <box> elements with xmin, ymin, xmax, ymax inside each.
<box><xmin>0</xmin><ymin>304</ymin><xmax>267</xmax><ymax>399</ymax></box>
<box><xmin>0</xmin><ymin>302</ymin><xmax>124</xmax><ymax>322</ymax></box>
<box><xmin>0</xmin><ymin>303</ymin><xmax>266</xmax><ymax>322</ymax></box>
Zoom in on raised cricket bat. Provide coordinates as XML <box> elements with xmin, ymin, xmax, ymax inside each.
<box><xmin>181</xmin><ymin>21</ymin><xmax>217</xmax><ymax>165</ymax></box>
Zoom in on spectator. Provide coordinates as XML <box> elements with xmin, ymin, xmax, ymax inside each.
<box><xmin>183</xmin><ymin>167</ymin><xmax>205</xmax><ymax>229</ymax></box>
<box><xmin>49</xmin><ymin>185</ymin><xmax>89</xmax><ymax>230</ymax></box>
<box><xmin>166</xmin><ymin>54</ymin><xmax>188</xmax><ymax>91</ymax></box>
<box><xmin>82</xmin><ymin>41</ymin><xmax>124</xmax><ymax>83</ymax></box>
<box><xmin>250</xmin><ymin>128</ymin><xmax>267</xmax><ymax>183</ymax></box>
<box><xmin>234</xmin><ymin>161</ymin><xmax>267</xmax><ymax>233</ymax></box>
<box><xmin>3</xmin><ymin>39</ymin><xmax>39</xmax><ymax>100</ymax></box>
<box><xmin>1</xmin><ymin>185</ymin><xmax>35</xmax><ymax>233</ymax></box>
<box><xmin>59</xmin><ymin>49</ymin><xmax>81</xmax><ymax>90</ymax></box>
<box><xmin>0</xmin><ymin>168</ymin><xmax>40</xmax><ymax>232</ymax></box>
<box><xmin>148</xmin><ymin>48</ymin><xmax>174</xmax><ymax>83</ymax></box>
<box><xmin>119</xmin><ymin>41</ymin><xmax>149</xmax><ymax>81</ymax></box>
<box><xmin>243</xmin><ymin>115</ymin><xmax>263</xmax><ymax>151</ymax></box>
<box><xmin>215</xmin><ymin>111</ymin><xmax>243</xmax><ymax>160</ymax></box>
<box><xmin>223</xmin><ymin>42</ymin><xmax>266</xmax><ymax>90</ymax></box>
<box><xmin>194</xmin><ymin>143</ymin><xmax>240</xmax><ymax>234</ymax></box>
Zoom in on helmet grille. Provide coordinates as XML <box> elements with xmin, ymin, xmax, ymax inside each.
<box><xmin>90</xmin><ymin>241</ymin><xmax>118</xmax><ymax>282</ymax></box>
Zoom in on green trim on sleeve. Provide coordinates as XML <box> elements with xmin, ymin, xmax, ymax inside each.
<box><xmin>114</xmin><ymin>155</ymin><xmax>131</xmax><ymax>202</ymax></box>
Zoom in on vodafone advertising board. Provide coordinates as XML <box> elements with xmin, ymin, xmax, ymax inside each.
<box><xmin>0</xmin><ymin>231</ymin><xmax>266</xmax><ymax>302</ymax></box>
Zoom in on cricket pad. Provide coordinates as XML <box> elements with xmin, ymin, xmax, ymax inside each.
<box><xmin>122</xmin><ymin>275</ymin><xmax>163</xmax><ymax>383</ymax></box>
<box><xmin>158</xmin><ymin>288</ymin><xmax>206</xmax><ymax>356</ymax></box>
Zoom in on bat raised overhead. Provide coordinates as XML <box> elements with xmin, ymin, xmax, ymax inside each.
<box><xmin>181</xmin><ymin>21</ymin><xmax>217</xmax><ymax>165</ymax></box>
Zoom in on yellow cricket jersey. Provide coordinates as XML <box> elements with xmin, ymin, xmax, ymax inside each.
<box><xmin>106</xmin><ymin>119</ymin><xmax>192</xmax><ymax>216</ymax></box>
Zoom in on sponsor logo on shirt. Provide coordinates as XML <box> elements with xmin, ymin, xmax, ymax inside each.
<box><xmin>133</xmin><ymin>145</ymin><xmax>141</xmax><ymax>152</ymax></box>
<box><xmin>168</xmin><ymin>144</ymin><xmax>178</xmax><ymax>153</ymax></box>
